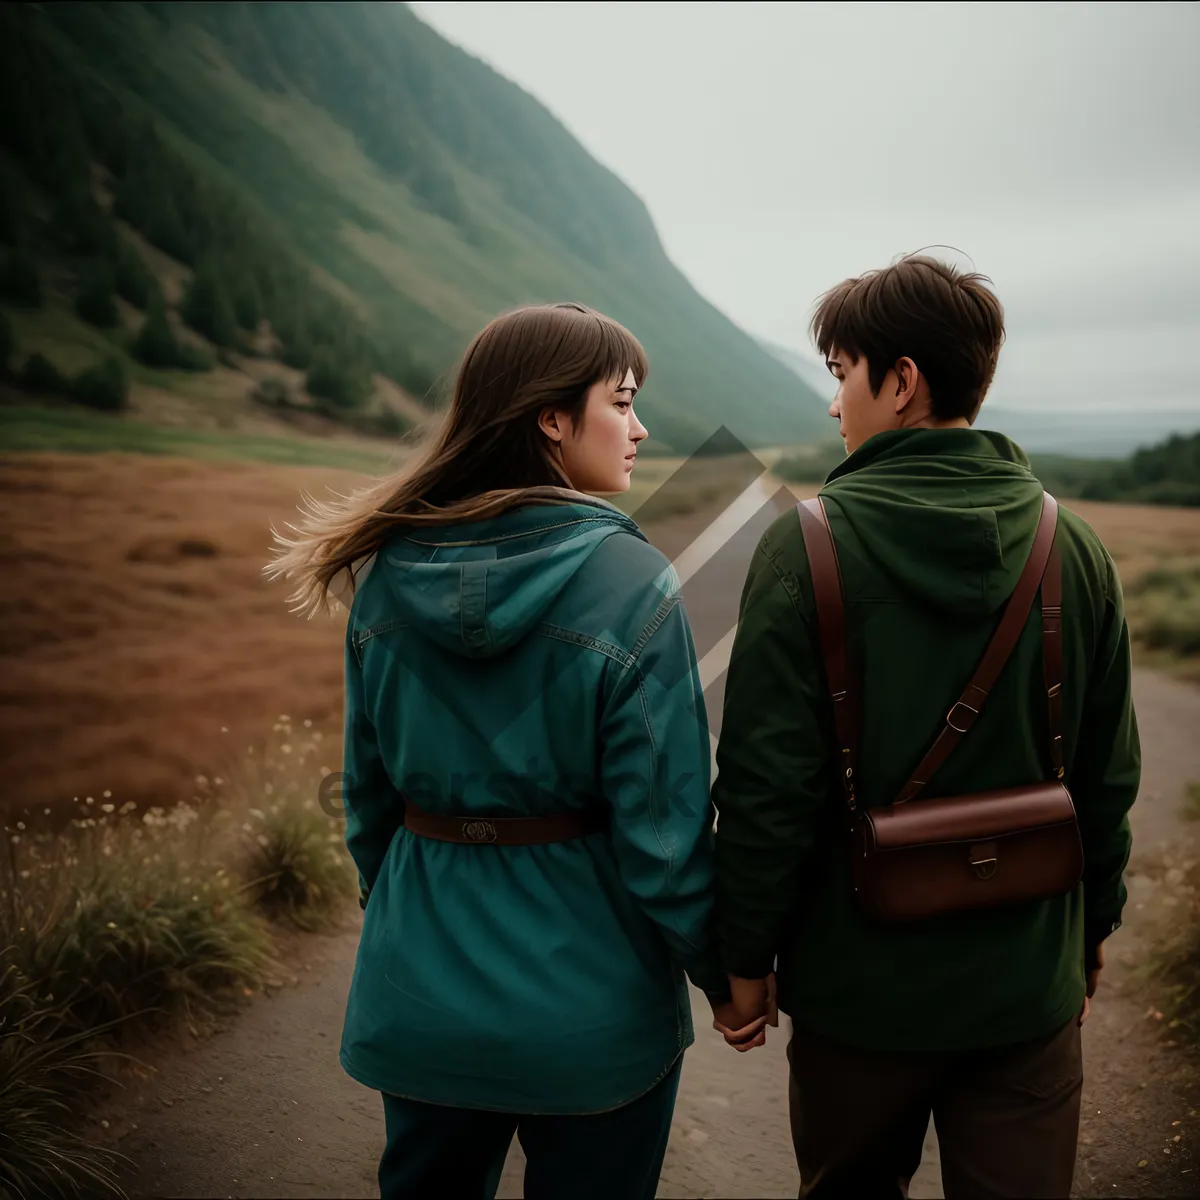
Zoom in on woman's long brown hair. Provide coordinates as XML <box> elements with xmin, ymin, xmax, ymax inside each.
<box><xmin>263</xmin><ymin>302</ymin><xmax>649</xmax><ymax>618</ymax></box>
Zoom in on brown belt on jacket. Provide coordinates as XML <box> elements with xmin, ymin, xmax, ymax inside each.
<box><xmin>402</xmin><ymin>799</ymin><xmax>608</xmax><ymax>846</ymax></box>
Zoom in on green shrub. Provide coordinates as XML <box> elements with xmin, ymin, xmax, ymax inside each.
<box><xmin>0</xmin><ymin>309</ymin><xmax>12</xmax><ymax>373</ymax></box>
<box><xmin>306</xmin><ymin>352</ymin><xmax>371</xmax><ymax>411</ymax></box>
<box><xmin>50</xmin><ymin>184</ymin><xmax>119</xmax><ymax>260</ymax></box>
<box><xmin>252</xmin><ymin>377</ymin><xmax>293</xmax><ymax>408</ymax></box>
<box><xmin>181</xmin><ymin>256</ymin><xmax>237</xmax><ymax>347</ymax></box>
<box><xmin>1128</xmin><ymin>563</ymin><xmax>1200</xmax><ymax>659</ymax></box>
<box><xmin>131</xmin><ymin>292</ymin><xmax>211</xmax><ymax>371</ymax></box>
<box><xmin>18</xmin><ymin>352</ymin><xmax>69</xmax><ymax>396</ymax></box>
<box><xmin>74</xmin><ymin>261</ymin><xmax>121</xmax><ymax>328</ymax></box>
<box><xmin>1140</xmin><ymin>599</ymin><xmax>1200</xmax><ymax>658</ymax></box>
<box><xmin>0</xmin><ymin>249</ymin><xmax>41</xmax><ymax>306</ymax></box>
<box><xmin>71</xmin><ymin>355</ymin><xmax>128</xmax><ymax>412</ymax></box>
<box><xmin>113</xmin><ymin>241</ymin><xmax>157</xmax><ymax>309</ymax></box>
<box><xmin>346</xmin><ymin>407</ymin><xmax>413</xmax><ymax>439</ymax></box>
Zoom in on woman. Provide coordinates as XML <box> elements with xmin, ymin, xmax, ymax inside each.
<box><xmin>265</xmin><ymin>302</ymin><xmax>765</xmax><ymax>1199</ymax></box>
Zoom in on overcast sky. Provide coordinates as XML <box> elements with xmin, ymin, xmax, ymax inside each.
<box><xmin>409</xmin><ymin>1</ymin><xmax>1198</xmax><ymax>414</ymax></box>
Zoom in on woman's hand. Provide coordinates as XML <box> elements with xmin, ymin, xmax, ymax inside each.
<box><xmin>710</xmin><ymin>998</ymin><xmax>770</xmax><ymax>1052</ymax></box>
<box><xmin>729</xmin><ymin>974</ymin><xmax>779</xmax><ymax>1027</ymax></box>
<box><xmin>710</xmin><ymin>973</ymin><xmax>779</xmax><ymax>1051</ymax></box>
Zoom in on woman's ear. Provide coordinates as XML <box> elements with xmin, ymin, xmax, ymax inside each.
<box><xmin>538</xmin><ymin>407</ymin><xmax>564</xmax><ymax>443</ymax></box>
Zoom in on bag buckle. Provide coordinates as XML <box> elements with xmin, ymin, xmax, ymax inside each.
<box><xmin>946</xmin><ymin>700</ymin><xmax>980</xmax><ymax>733</ymax></box>
<box><xmin>969</xmin><ymin>840</ymin><xmax>998</xmax><ymax>880</ymax></box>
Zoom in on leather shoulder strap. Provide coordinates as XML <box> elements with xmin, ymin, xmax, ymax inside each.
<box><xmin>796</xmin><ymin>496</ymin><xmax>859</xmax><ymax>813</ymax></box>
<box><xmin>894</xmin><ymin>492</ymin><xmax>1061</xmax><ymax>803</ymax></box>
<box><xmin>1042</xmin><ymin>519</ymin><xmax>1064</xmax><ymax>779</ymax></box>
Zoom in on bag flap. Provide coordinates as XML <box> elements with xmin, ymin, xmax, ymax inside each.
<box><xmin>868</xmin><ymin>782</ymin><xmax>1076</xmax><ymax>850</ymax></box>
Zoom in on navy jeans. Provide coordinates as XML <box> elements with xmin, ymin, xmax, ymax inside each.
<box><xmin>378</xmin><ymin>1056</ymin><xmax>682</xmax><ymax>1200</ymax></box>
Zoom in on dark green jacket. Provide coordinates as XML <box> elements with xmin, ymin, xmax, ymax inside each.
<box><xmin>712</xmin><ymin>428</ymin><xmax>1141</xmax><ymax>1052</ymax></box>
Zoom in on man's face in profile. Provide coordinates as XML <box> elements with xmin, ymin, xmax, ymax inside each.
<box><xmin>826</xmin><ymin>346</ymin><xmax>897</xmax><ymax>455</ymax></box>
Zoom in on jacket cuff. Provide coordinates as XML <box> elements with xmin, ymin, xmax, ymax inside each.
<box><xmin>720</xmin><ymin>948</ymin><xmax>777</xmax><ymax>980</ymax></box>
<box><xmin>685</xmin><ymin>959</ymin><xmax>733</xmax><ymax>1002</ymax></box>
<box><xmin>1085</xmin><ymin>915</ymin><xmax>1121</xmax><ymax>968</ymax></box>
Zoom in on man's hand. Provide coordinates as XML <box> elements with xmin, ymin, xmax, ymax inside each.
<box><xmin>729</xmin><ymin>974</ymin><xmax>779</xmax><ymax>1027</ymax></box>
<box><xmin>1086</xmin><ymin>941</ymin><xmax>1105</xmax><ymax>998</ymax></box>
<box><xmin>710</xmin><ymin>999</ymin><xmax>769</xmax><ymax>1052</ymax></box>
<box><xmin>710</xmin><ymin>973</ymin><xmax>780</xmax><ymax>1051</ymax></box>
<box><xmin>1079</xmin><ymin>941</ymin><xmax>1106</xmax><ymax>1026</ymax></box>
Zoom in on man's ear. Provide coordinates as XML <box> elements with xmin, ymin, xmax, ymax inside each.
<box><xmin>893</xmin><ymin>356</ymin><xmax>920</xmax><ymax>414</ymax></box>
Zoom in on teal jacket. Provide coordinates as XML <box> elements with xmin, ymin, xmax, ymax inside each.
<box><xmin>713</xmin><ymin>429</ymin><xmax>1141</xmax><ymax>1052</ymax></box>
<box><xmin>337</xmin><ymin>491</ymin><xmax>728</xmax><ymax>1114</ymax></box>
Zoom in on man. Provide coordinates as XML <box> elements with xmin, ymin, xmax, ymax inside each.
<box><xmin>711</xmin><ymin>252</ymin><xmax>1140</xmax><ymax>1198</ymax></box>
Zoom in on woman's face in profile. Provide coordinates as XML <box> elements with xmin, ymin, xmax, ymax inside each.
<box><xmin>544</xmin><ymin>367</ymin><xmax>649</xmax><ymax>495</ymax></box>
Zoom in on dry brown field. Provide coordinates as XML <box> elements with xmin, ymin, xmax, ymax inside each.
<box><xmin>2</xmin><ymin>450</ymin><xmax>1198</xmax><ymax>816</ymax></box>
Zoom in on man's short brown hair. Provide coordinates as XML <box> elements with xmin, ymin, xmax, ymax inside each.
<box><xmin>809</xmin><ymin>252</ymin><xmax>1006</xmax><ymax>422</ymax></box>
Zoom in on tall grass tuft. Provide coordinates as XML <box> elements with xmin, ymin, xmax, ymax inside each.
<box><xmin>0</xmin><ymin>713</ymin><xmax>355</xmax><ymax>1197</ymax></box>
<box><xmin>0</xmin><ymin>961</ymin><xmax>129</xmax><ymax>1200</ymax></box>
<box><xmin>226</xmin><ymin>714</ymin><xmax>357</xmax><ymax>931</ymax></box>
<box><xmin>1141</xmin><ymin>847</ymin><xmax>1200</xmax><ymax>1051</ymax></box>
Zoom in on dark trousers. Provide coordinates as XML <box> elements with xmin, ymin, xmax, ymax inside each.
<box><xmin>787</xmin><ymin>1016</ymin><xmax>1084</xmax><ymax>1200</ymax></box>
<box><xmin>378</xmin><ymin>1057</ymin><xmax>682</xmax><ymax>1200</ymax></box>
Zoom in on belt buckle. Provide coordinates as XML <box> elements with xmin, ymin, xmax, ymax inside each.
<box><xmin>461</xmin><ymin>819</ymin><xmax>498</xmax><ymax>844</ymax></box>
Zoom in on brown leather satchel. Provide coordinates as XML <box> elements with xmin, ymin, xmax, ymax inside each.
<box><xmin>796</xmin><ymin>490</ymin><xmax>1084</xmax><ymax>924</ymax></box>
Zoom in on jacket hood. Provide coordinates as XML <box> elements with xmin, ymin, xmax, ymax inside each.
<box><xmin>365</xmin><ymin>491</ymin><xmax>645</xmax><ymax>659</ymax></box>
<box><xmin>820</xmin><ymin>427</ymin><xmax>1047</xmax><ymax>617</ymax></box>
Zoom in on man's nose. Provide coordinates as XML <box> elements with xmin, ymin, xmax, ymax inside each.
<box><xmin>828</xmin><ymin>398</ymin><xmax>841</xmax><ymax>420</ymax></box>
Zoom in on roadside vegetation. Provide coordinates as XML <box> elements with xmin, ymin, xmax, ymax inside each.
<box><xmin>0</xmin><ymin>715</ymin><xmax>356</xmax><ymax>1199</ymax></box>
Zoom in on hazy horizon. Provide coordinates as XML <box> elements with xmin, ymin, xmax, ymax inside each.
<box><xmin>409</xmin><ymin>1</ymin><xmax>1199</xmax><ymax>421</ymax></box>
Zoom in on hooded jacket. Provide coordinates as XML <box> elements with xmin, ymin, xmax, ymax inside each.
<box><xmin>336</xmin><ymin>490</ymin><xmax>727</xmax><ymax>1114</ymax></box>
<box><xmin>713</xmin><ymin>428</ymin><xmax>1140</xmax><ymax>1052</ymax></box>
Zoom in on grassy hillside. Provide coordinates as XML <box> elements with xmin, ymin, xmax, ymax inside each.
<box><xmin>0</xmin><ymin>1</ymin><xmax>825</xmax><ymax>455</ymax></box>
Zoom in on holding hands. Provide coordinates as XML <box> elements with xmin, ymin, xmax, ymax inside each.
<box><xmin>709</xmin><ymin>974</ymin><xmax>778</xmax><ymax>1052</ymax></box>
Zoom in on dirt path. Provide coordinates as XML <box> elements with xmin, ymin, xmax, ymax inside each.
<box><xmin>97</xmin><ymin>668</ymin><xmax>1199</xmax><ymax>1199</ymax></box>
